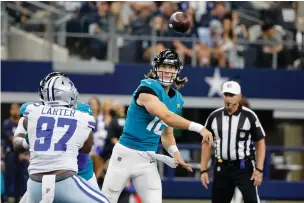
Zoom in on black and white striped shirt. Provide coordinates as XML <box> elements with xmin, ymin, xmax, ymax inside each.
<box><xmin>205</xmin><ymin>105</ymin><xmax>266</xmax><ymax>161</ymax></box>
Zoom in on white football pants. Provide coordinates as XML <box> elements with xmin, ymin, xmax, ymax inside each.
<box><xmin>102</xmin><ymin>143</ymin><xmax>162</xmax><ymax>203</ymax></box>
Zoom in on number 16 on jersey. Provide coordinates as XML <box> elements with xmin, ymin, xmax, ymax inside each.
<box><xmin>146</xmin><ymin>117</ymin><xmax>168</xmax><ymax>136</ymax></box>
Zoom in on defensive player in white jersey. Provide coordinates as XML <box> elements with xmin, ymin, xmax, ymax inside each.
<box><xmin>13</xmin><ymin>74</ymin><xmax>109</xmax><ymax>203</ymax></box>
<box><xmin>16</xmin><ymin>72</ymin><xmax>101</xmax><ymax>203</ymax></box>
<box><xmin>101</xmin><ymin>49</ymin><xmax>213</xmax><ymax>203</ymax></box>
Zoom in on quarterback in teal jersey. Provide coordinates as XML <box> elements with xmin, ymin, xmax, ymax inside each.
<box><xmin>102</xmin><ymin>49</ymin><xmax>213</xmax><ymax>203</ymax></box>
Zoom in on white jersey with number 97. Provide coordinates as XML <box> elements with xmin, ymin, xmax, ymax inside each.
<box><xmin>24</xmin><ymin>103</ymin><xmax>95</xmax><ymax>175</ymax></box>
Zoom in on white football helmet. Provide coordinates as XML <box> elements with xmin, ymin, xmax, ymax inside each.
<box><xmin>41</xmin><ymin>75</ymin><xmax>78</xmax><ymax>108</ymax></box>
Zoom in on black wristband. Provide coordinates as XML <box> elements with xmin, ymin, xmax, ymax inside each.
<box><xmin>200</xmin><ymin>169</ymin><xmax>208</xmax><ymax>175</ymax></box>
<box><xmin>256</xmin><ymin>167</ymin><xmax>263</xmax><ymax>173</ymax></box>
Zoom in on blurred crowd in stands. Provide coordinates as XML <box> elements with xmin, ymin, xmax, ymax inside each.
<box><xmin>4</xmin><ymin>1</ymin><xmax>304</xmax><ymax>69</ymax></box>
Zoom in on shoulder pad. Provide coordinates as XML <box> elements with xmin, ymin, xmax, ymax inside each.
<box><xmin>20</xmin><ymin>102</ymin><xmax>33</xmax><ymax>116</ymax></box>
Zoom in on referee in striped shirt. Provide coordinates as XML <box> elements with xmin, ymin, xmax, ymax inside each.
<box><xmin>200</xmin><ymin>81</ymin><xmax>266</xmax><ymax>203</ymax></box>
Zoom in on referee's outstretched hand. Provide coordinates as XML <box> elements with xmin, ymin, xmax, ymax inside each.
<box><xmin>200</xmin><ymin>173</ymin><xmax>209</xmax><ymax>189</ymax></box>
<box><xmin>200</xmin><ymin>128</ymin><xmax>213</xmax><ymax>147</ymax></box>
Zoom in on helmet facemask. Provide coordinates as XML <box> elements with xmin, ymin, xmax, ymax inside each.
<box><xmin>152</xmin><ymin>49</ymin><xmax>183</xmax><ymax>87</ymax></box>
<box><xmin>153</xmin><ymin>63</ymin><xmax>179</xmax><ymax>86</ymax></box>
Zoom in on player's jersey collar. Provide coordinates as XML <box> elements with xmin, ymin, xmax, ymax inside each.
<box><xmin>157</xmin><ymin>80</ymin><xmax>176</xmax><ymax>98</ymax></box>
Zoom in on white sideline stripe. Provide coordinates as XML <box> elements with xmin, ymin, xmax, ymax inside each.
<box><xmin>256</xmin><ymin>187</ymin><xmax>261</xmax><ymax>203</ymax></box>
<box><xmin>251</xmin><ymin>160</ymin><xmax>261</xmax><ymax>203</ymax></box>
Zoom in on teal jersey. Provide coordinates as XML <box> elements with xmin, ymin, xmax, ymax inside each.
<box><xmin>75</xmin><ymin>102</ymin><xmax>94</xmax><ymax>180</ymax></box>
<box><xmin>76</xmin><ymin>102</ymin><xmax>93</xmax><ymax>116</ymax></box>
<box><xmin>119</xmin><ymin>78</ymin><xmax>184</xmax><ymax>152</ymax></box>
<box><xmin>20</xmin><ymin>102</ymin><xmax>33</xmax><ymax>116</ymax></box>
<box><xmin>21</xmin><ymin>101</ymin><xmax>94</xmax><ymax>180</ymax></box>
<box><xmin>77</xmin><ymin>157</ymin><xmax>94</xmax><ymax>180</ymax></box>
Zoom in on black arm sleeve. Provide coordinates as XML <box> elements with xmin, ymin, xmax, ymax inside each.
<box><xmin>250</xmin><ymin>116</ymin><xmax>266</xmax><ymax>142</ymax></box>
<box><xmin>199</xmin><ymin>114</ymin><xmax>215</xmax><ymax>142</ymax></box>
<box><xmin>134</xmin><ymin>86</ymin><xmax>158</xmax><ymax>105</ymax></box>
<box><xmin>204</xmin><ymin>114</ymin><xmax>214</xmax><ymax>132</ymax></box>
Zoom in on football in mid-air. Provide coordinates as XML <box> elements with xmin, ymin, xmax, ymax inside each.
<box><xmin>169</xmin><ymin>12</ymin><xmax>190</xmax><ymax>33</ymax></box>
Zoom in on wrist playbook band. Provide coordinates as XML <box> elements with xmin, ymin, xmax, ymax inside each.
<box><xmin>188</xmin><ymin>122</ymin><xmax>204</xmax><ymax>133</ymax></box>
<box><xmin>168</xmin><ymin>145</ymin><xmax>179</xmax><ymax>157</ymax></box>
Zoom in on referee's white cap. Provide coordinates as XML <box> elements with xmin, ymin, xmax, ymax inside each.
<box><xmin>222</xmin><ymin>81</ymin><xmax>241</xmax><ymax>95</ymax></box>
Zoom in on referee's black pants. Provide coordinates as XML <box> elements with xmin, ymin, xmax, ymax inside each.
<box><xmin>212</xmin><ymin>159</ymin><xmax>260</xmax><ymax>203</ymax></box>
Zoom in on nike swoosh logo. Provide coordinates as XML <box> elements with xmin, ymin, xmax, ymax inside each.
<box><xmin>145</xmin><ymin>81</ymin><xmax>151</xmax><ymax>85</ymax></box>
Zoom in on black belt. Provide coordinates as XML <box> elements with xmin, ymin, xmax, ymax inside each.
<box><xmin>217</xmin><ymin>159</ymin><xmax>254</xmax><ymax>167</ymax></box>
<box><xmin>30</xmin><ymin>171</ymin><xmax>76</xmax><ymax>183</ymax></box>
